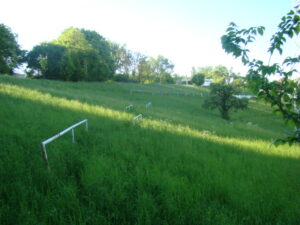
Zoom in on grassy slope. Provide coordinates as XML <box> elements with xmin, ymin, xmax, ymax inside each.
<box><xmin>0</xmin><ymin>75</ymin><xmax>300</xmax><ymax>225</ymax></box>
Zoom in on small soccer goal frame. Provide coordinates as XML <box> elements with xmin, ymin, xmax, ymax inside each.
<box><xmin>41</xmin><ymin>119</ymin><xmax>88</xmax><ymax>167</ymax></box>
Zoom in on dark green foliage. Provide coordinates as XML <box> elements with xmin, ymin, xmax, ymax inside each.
<box><xmin>204</xmin><ymin>83</ymin><xmax>248</xmax><ymax>120</ymax></box>
<box><xmin>26</xmin><ymin>28</ymin><xmax>175</xmax><ymax>83</ymax></box>
<box><xmin>26</xmin><ymin>28</ymin><xmax>114</xmax><ymax>81</ymax></box>
<box><xmin>160</xmin><ymin>73</ymin><xmax>175</xmax><ymax>84</ymax></box>
<box><xmin>113</xmin><ymin>73</ymin><xmax>130</xmax><ymax>82</ymax></box>
<box><xmin>80</xmin><ymin>29</ymin><xmax>114</xmax><ymax>79</ymax></box>
<box><xmin>191</xmin><ymin>73</ymin><xmax>205</xmax><ymax>86</ymax></box>
<box><xmin>26</xmin><ymin>43</ymin><xmax>66</xmax><ymax>79</ymax></box>
<box><xmin>0</xmin><ymin>24</ymin><xmax>24</xmax><ymax>74</ymax></box>
<box><xmin>221</xmin><ymin>7</ymin><xmax>300</xmax><ymax>145</ymax></box>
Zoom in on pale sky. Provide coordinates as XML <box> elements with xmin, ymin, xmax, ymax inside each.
<box><xmin>0</xmin><ymin>0</ymin><xmax>299</xmax><ymax>76</ymax></box>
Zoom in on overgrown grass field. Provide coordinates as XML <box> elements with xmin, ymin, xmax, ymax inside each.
<box><xmin>0</xmin><ymin>75</ymin><xmax>300</xmax><ymax>225</ymax></box>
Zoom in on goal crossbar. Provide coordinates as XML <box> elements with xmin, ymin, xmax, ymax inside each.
<box><xmin>41</xmin><ymin>119</ymin><xmax>88</xmax><ymax>167</ymax></box>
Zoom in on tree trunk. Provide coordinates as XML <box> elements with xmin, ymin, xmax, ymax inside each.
<box><xmin>220</xmin><ymin>109</ymin><xmax>230</xmax><ymax>120</ymax></box>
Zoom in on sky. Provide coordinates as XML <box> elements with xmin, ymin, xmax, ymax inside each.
<box><xmin>1</xmin><ymin>0</ymin><xmax>299</xmax><ymax>76</ymax></box>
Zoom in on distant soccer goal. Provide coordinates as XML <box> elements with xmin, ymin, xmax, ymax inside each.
<box><xmin>41</xmin><ymin>119</ymin><xmax>88</xmax><ymax>168</ymax></box>
<box><xmin>125</xmin><ymin>104</ymin><xmax>133</xmax><ymax>111</ymax></box>
<box><xmin>132</xmin><ymin>114</ymin><xmax>142</xmax><ymax>124</ymax></box>
<box><xmin>146</xmin><ymin>102</ymin><xmax>152</xmax><ymax>108</ymax></box>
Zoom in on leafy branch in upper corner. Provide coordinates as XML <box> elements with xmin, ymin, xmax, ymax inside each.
<box><xmin>221</xmin><ymin>7</ymin><xmax>300</xmax><ymax>146</ymax></box>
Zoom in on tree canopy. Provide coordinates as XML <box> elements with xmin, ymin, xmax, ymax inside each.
<box><xmin>0</xmin><ymin>24</ymin><xmax>24</xmax><ymax>74</ymax></box>
<box><xmin>26</xmin><ymin>27</ymin><xmax>175</xmax><ymax>83</ymax></box>
<box><xmin>27</xmin><ymin>28</ymin><xmax>114</xmax><ymax>81</ymax></box>
<box><xmin>191</xmin><ymin>73</ymin><xmax>205</xmax><ymax>86</ymax></box>
<box><xmin>54</xmin><ymin>28</ymin><xmax>91</xmax><ymax>50</ymax></box>
<box><xmin>109</xmin><ymin>43</ymin><xmax>175</xmax><ymax>84</ymax></box>
<box><xmin>26</xmin><ymin>43</ymin><xmax>66</xmax><ymax>79</ymax></box>
<box><xmin>203</xmin><ymin>82</ymin><xmax>248</xmax><ymax>120</ymax></box>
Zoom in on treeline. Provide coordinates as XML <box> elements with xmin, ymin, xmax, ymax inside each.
<box><xmin>1</xmin><ymin>24</ymin><xmax>176</xmax><ymax>83</ymax></box>
<box><xmin>191</xmin><ymin>65</ymin><xmax>246</xmax><ymax>87</ymax></box>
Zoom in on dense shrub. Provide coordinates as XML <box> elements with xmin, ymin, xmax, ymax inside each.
<box><xmin>191</xmin><ymin>73</ymin><xmax>205</xmax><ymax>86</ymax></box>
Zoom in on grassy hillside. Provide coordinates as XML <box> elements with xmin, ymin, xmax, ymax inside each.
<box><xmin>0</xmin><ymin>75</ymin><xmax>300</xmax><ymax>225</ymax></box>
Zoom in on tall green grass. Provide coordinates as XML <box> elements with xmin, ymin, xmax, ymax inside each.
<box><xmin>0</xmin><ymin>75</ymin><xmax>299</xmax><ymax>225</ymax></box>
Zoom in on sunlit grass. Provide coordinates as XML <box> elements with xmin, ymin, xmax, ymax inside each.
<box><xmin>0</xmin><ymin>83</ymin><xmax>132</xmax><ymax>122</ymax></box>
<box><xmin>1</xmin><ymin>82</ymin><xmax>299</xmax><ymax>159</ymax></box>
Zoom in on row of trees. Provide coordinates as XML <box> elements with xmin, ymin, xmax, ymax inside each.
<box><xmin>110</xmin><ymin>44</ymin><xmax>175</xmax><ymax>83</ymax></box>
<box><xmin>191</xmin><ymin>65</ymin><xmax>246</xmax><ymax>87</ymax></box>
<box><xmin>1</xmin><ymin>23</ymin><xmax>248</xmax><ymax>86</ymax></box>
<box><xmin>0</xmin><ymin>25</ymin><xmax>176</xmax><ymax>83</ymax></box>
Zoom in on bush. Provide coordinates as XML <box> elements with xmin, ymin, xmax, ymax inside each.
<box><xmin>160</xmin><ymin>73</ymin><xmax>175</xmax><ymax>84</ymax></box>
<box><xmin>113</xmin><ymin>74</ymin><xmax>130</xmax><ymax>82</ymax></box>
<box><xmin>192</xmin><ymin>73</ymin><xmax>205</xmax><ymax>86</ymax></box>
<box><xmin>203</xmin><ymin>83</ymin><xmax>248</xmax><ymax>120</ymax></box>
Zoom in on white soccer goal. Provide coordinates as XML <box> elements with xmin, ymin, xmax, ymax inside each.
<box><xmin>146</xmin><ymin>102</ymin><xmax>152</xmax><ymax>108</ymax></box>
<box><xmin>125</xmin><ymin>104</ymin><xmax>133</xmax><ymax>111</ymax></box>
<box><xmin>41</xmin><ymin>119</ymin><xmax>88</xmax><ymax>167</ymax></box>
<box><xmin>132</xmin><ymin>114</ymin><xmax>142</xmax><ymax>124</ymax></box>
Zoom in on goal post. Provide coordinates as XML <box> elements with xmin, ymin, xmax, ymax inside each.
<box><xmin>41</xmin><ymin>119</ymin><xmax>88</xmax><ymax>168</ymax></box>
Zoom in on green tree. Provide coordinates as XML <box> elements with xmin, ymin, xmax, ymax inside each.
<box><xmin>53</xmin><ymin>28</ymin><xmax>90</xmax><ymax>51</ymax></box>
<box><xmin>221</xmin><ymin>7</ymin><xmax>300</xmax><ymax>145</ymax></box>
<box><xmin>211</xmin><ymin>65</ymin><xmax>232</xmax><ymax>83</ymax></box>
<box><xmin>192</xmin><ymin>66</ymin><xmax>213</xmax><ymax>78</ymax></box>
<box><xmin>52</xmin><ymin>28</ymin><xmax>92</xmax><ymax>81</ymax></box>
<box><xmin>130</xmin><ymin>51</ymin><xmax>144</xmax><ymax>78</ymax></box>
<box><xmin>137</xmin><ymin>55</ymin><xmax>151</xmax><ymax>82</ymax></box>
<box><xmin>109</xmin><ymin>43</ymin><xmax>175</xmax><ymax>83</ymax></box>
<box><xmin>203</xmin><ymin>83</ymin><xmax>248</xmax><ymax>120</ymax></box>
<box><xmin>0</xmin><ymin>24</ymin><xmax>24</xmax><ymax>74</ymax></box>
<box><xmin>81</xmin><ymin>29</ymin><xmax>114</xmax><ymax>79</ymax></box>
<box><xmin>59</xmin><ymin>49</ymin><xmax>75</xmax><ymax>80</ymax></box>
<box><xmin>26</xmin><ymin>43</ymin><xmax>66</xmax><ymax>79</ymax></box>
<box><xmin>149</xmin><ymin>55</ymin><xmax>174</xmax><ymax>83</ymax></box>
<box><xmin>160</xmin><ymin>73</ymin><xmax>175</xmax><ymax>84</ymax></box>
<box><xmin>27</xmin><ymin>28</ymin><xmax>113</xmax><ymax>81</ymax></box>
<box><xmin>191</xmin><ymin>73</ymin><xmax>205</xmax><ymax>86</ymax></box>
<box><xmin>110</xmin><ymin>43</ymin><xmax>133</xmax><ymax>75</ymax></box>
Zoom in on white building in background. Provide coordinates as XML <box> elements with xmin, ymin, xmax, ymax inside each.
<box><xmin>177</xmin><ymin>77</ymin><xmax>212</xmax><ymax>86</ymax></box>
<box><xmin>234</xmin><ymin>95</ymin><xmax>253</xmax><ymax>99</ymax></box>
<box><xmin>202</xmin><ymin>79</ymin><xmax>212</xmax><ymax>87</ymax></box>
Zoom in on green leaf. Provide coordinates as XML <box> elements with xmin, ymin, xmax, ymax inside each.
<box><xmin>295</xmin><ymin>25</ymin><xmax>300</xmax><ymax>34</ymax></box>
<box><xmin>258</xmin><ymin>27</ymin><xmax>264</xmax><ymax>35</ymax></box>
<box><xmin>287</xmin><ymin>30</ymin><xmax>294</xmax><ymax>38</ymax></box>
<box><xmin>288</xmin><ymin>10</ymin><xmax>295</xmax><ymax>16</ymax></box>
<box><xmin>226</xmin><ymin>27</ymin><xmax>234</xmax><ymax>32</ymax></box>
<box><xmin>283</xmin><ymin>95</ymin><xmax>290</xmax><ymax>102</ymax></box>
